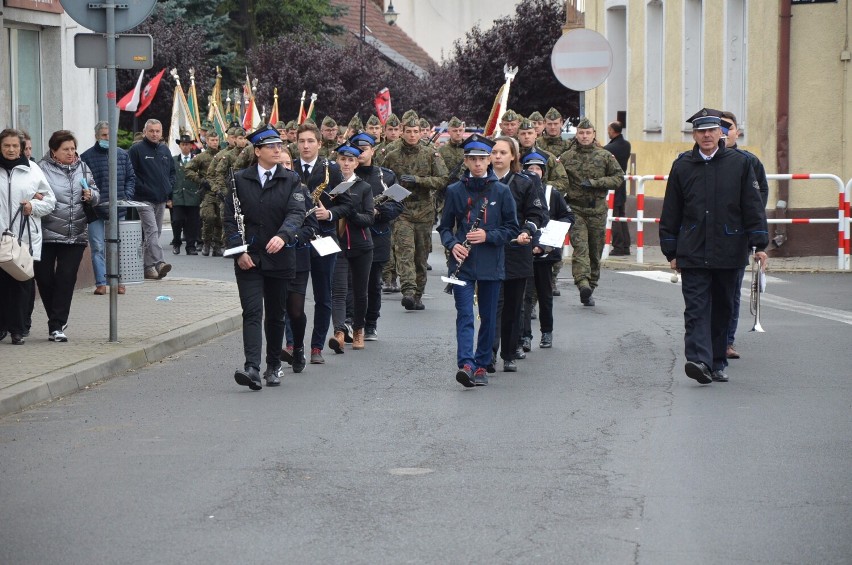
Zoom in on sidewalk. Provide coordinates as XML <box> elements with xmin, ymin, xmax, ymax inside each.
<box><xmin>0</xmin><ymin>250</ymin><xmax>845</xmax><ymax>417</ymax></box>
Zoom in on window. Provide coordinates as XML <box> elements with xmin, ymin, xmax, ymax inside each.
<box><xmin>8</xmin><ymin>28</ymin><xmax>43</xmax><ymax>156</ymax></box>
<box><xmin>724</xmin><ymin>0</ymin><xmax>747</xmax><ymax>142</ymax></box>
<box><xmin>606</xmin><ymin>5</ymin><xmax>627</xmax><ymax>131</ymax></box>
<box><xmin>645</xmin><ymin>0</ymin><xmax>664</xmax><ymax>133</ymax></box>
<box><xmin>683</xmin><ymin>0</ymin><xmax>703</xmax><ymax>128</ymax></box>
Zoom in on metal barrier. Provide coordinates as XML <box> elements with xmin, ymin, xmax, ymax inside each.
<box><xmin>602</xmin><ymin>173</ymin><xmax>850</xmax><ymax>270</ymax></box>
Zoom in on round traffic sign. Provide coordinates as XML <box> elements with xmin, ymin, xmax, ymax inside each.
<box><xmin>60</xmin><ymin>0</ymin><xmax>157</xmax><ymax>34</ymax></box>
<box><xmin>550</xmin><ymin>28</ymin><xmax>613</xmax><ymax>92</ymax></box>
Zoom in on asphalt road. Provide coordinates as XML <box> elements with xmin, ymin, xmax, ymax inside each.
<box><xmin>1</xmin><ymin>236</ymin><xmax>850</xmax><ymax>564</ymax></box>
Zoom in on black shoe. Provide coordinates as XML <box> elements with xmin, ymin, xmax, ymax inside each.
<box><xmin>552</xmin><ymin>288</ymin><xmax>561</xmax><ymax>297</ymax></box>
<box><xmin>280</xmin><ymin>346</ymin><xmax>294</xmax><ymax>365</ymax></box>
<box><xmin>413</xmin><ymin>297</ymin><xmax>425</xmax><ymax>310</ymax></box>
<box><xmin>684</xmin><ymin>361</ymin><xmax>713</xmax><ymax>385</ymax></box>
<box><xmin>212</xmin><ymin>247</ymin><xmax>224</xmax><ymax>257</ymax></box>
<box><xmin>0</xmin><ymin>330</ymin><xmax>6</xmax><ymax>342</ymax></box>
<box><xmin>202</xmin><ymin>243</ymin><xmax>211</xmax><ymax>256</ymax></box>
<box><xmin>486</xmin><ymin>352</ymin><xmax>496</xmax><ymax>374</ymax></box>
<box><xmin>342</xmin><ymin>322</ymin><xmax>354</xmax><ymax>343</ymax></box>
<box><xmin>473</xmin><ymin>368</ymin><xmax>488</xmax><ymax>386</ymax></box>
<box><xmin>382</xmin><ymin>283</ymin><xmax>395</xmax><ymax>294</ymax></box>
<box><xmin>401</xmin><ymin>293</ymin><xmax>416</xmax><ymax>310</ymax></box>
<box><xmin>292</xmin><ymin>348</ymin><xmax>306</xmax><ymax>373</ymax></box>
<box><xmin>610</xmin><ymin>249</ymin><xmax>630</xmax><ymax>256</ymax></box>
<box><xmin>364</xmin><ymin>328</ymin><xmax>378</xmax><ymax>341</ymax></box>
<box><xmin>503</xmin><ymin>359</ymin><xmax>517</xmax><ymax>372</ymax></box>
<box><xmin>426</xmin><ymin>263</ymin><xmax>432</xmax><ymax>271</ymax></box>
<box><xmin>11</xmin><ymin>333</ymin><xmax>24</xmax><ymax>345</ymax></box>
<box><xmin>456</xmin><ymin>365</ymin><xmax>475</xmax><ymax>388</ymax></box>
<box><xmin>584</xmin><ymin>296</ymin><xmax>595</xmax><ymax>307</ymax></box>
<box><xmin>234</xmin><ymin>366</ymin><xmax>262</xmax><ymax>390</ymax></box>
<box><xmin>264</xmin><ymin>365</ymin><xmax>282</xmax><ymax>386</ymax></box>
<box><xmin>186</xmin><ymin>247</ymin><xmax>198</xmax><ymax>256</ymax></box>
<box><xmin>172</xmin><ymin>244</ymin><xmax>180</xmax><ymax>255</ymax></box>
<box><xmin>521</xmin><ymin>336</ymin><xmax>532</xmax><ymax>352</ymax></box>
<box><xmin>514</xmin><ymin>347</ymin><xmax>526</xmax><ymax>360</ymax></box>
<box><xmin>711</xmin><ymin>369</ymin><xmax>729</xmax><ymax>382</ymax></box>
<box><xmin>579</xmin><ymin>286</ymin><xmax>593</xmax><ymax>305</ymax></box>
<box><xmin>540</xmin><ymin>332</ymin><xmax>553</xmax><ymax>348</ymax></box>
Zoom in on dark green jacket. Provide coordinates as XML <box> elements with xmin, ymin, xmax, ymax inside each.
<box><xmin>172</xmin><ymin>154</ymin><xmax>202</xmax><ymax>206</ymax></box>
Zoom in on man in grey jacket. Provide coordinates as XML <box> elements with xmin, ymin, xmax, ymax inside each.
<box><xmin>127</xmin><ymin>119</ymin><xmax>174</xmax><ymax>279</ymax></box>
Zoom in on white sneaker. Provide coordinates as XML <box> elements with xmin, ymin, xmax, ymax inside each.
<box><xmin>49</xmin><ymin>330</ymin><xmax>68</xmax><ymax>342</ymax></box>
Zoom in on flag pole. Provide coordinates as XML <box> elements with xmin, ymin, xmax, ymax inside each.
<box><xmin>298</xmin><ymin>90</ymin><xmax>306</xmax><ymax>124</ymax></box>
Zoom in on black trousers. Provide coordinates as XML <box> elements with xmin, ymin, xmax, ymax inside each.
<box><xmin>332</xmin><ymin>249</ymin><xmax>373</xmax><ymax>331</ymax></box>
<box><xmin>309</xmin><ymin>252</ymin><xmax>337</xmax><ymax>350</ymax></box>
<box><xmin>365</xmin><ymin>259</ymin><xmax>387</xmax><ymax>330</ymax></box>
<box><xmin>612</xmin><ymin>203</ymin><xmax>631</xmax><ymax>252</ymax></box>
<box><xmin>523</xmin><ymin>263</ymin><xmax>555</xmax><ymax>337</ymax></box>
<box><xmin>235</xmin><ymin>265</ymin><xmax>288</xmax><ymax>371</ymax></box>
<box><xmin>34</xmin><ymin>243</ymin><xmax>86</xmax><ymax>333</ymax></box>
<box><xmin>680</xmin><ymin>268</ymin><xmax>739</xmax><ymax>372</ymax></box>
<box><xmin>170</xmin><ymin>205</ymin><xmax>201</xmax><ymax>250</ymax></box>
<box><xmin>0</xmin><ymin>268</ymin><xmax>32</xmax><ymax>334</ymax></box>
<box><xmin>493</xmin><ymin>277</ymin><xmax>527</xmax><ymax>361</ymax></box>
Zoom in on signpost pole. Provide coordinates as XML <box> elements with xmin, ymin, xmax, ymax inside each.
<box><xmin>106</xmin><ymin>0</ymin><xmax>119</xmax><ymax>342</ymax></box>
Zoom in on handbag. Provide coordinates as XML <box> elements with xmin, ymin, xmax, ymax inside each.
<box><xmin>0</xmin><ymin>205</ymin><xmax>34</xmax><ymax>281</ymax></box>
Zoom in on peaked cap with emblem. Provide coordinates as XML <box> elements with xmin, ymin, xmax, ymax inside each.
<box><xmin>544</xmin><ymin>107</ymin><xmax>562</xmax><ymax>121</ymax></box>
<box><xmin>501</xmin><ymin>109</ymin><xmax>521</xmax><ymax>122</ymax></box>
<box><xmin>348</xmin><ymin>114</ymin><xmax>363</xmax><ymax>131</ymax></box>
<box><xmin>246</xmin><ymin>125</ymin><xmax>282</xmax><ymax>147</ymax></box>
<box><xmin>528</xmin><ymin>111</ymin><xmax>544</xmax><ymax>122</ymax></box>
<box><xmin>462</xmin><ymin>133</ymin><xmax>495</xmax><ymax>156</ymax></box>
<box><xmin>385</xmin><ymin>113</ymin><xmax>400</xmax><ymax>127</ymax></box>
<box><xmin>321</xmin><ymin>116</ymin><xmax>337</xmax><ymax>128</ymax></box>
<box><xmin>576</xmin><ymin>117</ymin><xmax>595</xmax><ymax>130</ymax></box>
<box><xmin>686</xmin><ymin>107</ymin><xmax>724</xmax><ymax>130</ymax></box>
<box><xmin>447</xmin><ymin>116</ymin><xmax>464</xmax><ymax>128</ymax></box>
<box><xmin>366</xmin><ymin>115</ymin><xmax>381</xmax><ymax>126</ymax></box>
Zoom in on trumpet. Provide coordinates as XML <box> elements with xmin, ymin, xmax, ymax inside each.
<box><xmin>749</xmin><ymin>246</ymin><xmax>765</xmax><ymax>332</ymax></box>
<box><xmin>442</xmin><ymin>199</ymin><xmax>489</xmax><ymax>293</ymax></box>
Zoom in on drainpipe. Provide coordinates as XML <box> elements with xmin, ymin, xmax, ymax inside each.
<box><xmin>774</xmin><ymin>0</ymin><xmax>792</xmax><ymax>248</ymax></box>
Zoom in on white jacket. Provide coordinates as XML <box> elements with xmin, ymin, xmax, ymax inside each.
<box><xmin>0</xmin><ymin>159</ymin><xmax>56</xmax><ymax>261</ymax></box>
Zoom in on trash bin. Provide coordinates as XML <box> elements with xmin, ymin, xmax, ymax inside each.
<box><xmin>105</xmin><ymin>219</ymin><xmax>144</xmax><ymax>283</ymax></box>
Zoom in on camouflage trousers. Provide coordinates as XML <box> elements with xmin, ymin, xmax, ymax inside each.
<box><xmin>382</xmin><ymin>223</ymin><xmax>398</xmax><ymax>284</ymax></box>
<box><xmin>394</xmin><ymin>218</ymin><xmax>431</xmax><ymax>298</ymax></box>
<box><xmin>200</xmin><ymin>194</ymin><xmax>224</xmax><ymax>246</ymax></box>
<box><xmin>569</xmin><ymin>209</ymin><xmax>607</xmax><ymax>289</ymax></box>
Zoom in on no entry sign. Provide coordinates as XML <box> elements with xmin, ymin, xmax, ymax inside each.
<box><xmin>550</xmin><ymin>28</ymin><xmax>613</xmax><ymax>92</ymax></box>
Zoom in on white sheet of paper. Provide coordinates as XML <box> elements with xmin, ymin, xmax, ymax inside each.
<box><xmin>538</xmin><ymin>220</ymin><xmax>572</xmax><ymax>248</ymax></box>
<box><xmin>383</xmin><ymin>183</ymin><xmax>411</xmax><ymax>202</ymax></box>
<box><xmin>311</xmin><ymin>236</ymin><xmax>341</xmax><ymax>256</ymax></box>
<box><xmin>330</xmin><ymin>181</ymin><xmax>355</xmax><ymax>195</ymax></box>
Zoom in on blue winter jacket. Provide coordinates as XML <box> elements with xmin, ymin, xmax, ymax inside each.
<box><xmin>438</xmin><ymin>169</ymin><xmax>519</xmax><ymax>281</ymax></box>
<box><xmin>80</xmin><ymin>142</ymin><xmax>136</xmax><ymax>219</ymax></box>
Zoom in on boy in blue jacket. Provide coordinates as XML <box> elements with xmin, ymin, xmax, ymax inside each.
<box><xmin>438</xmin><ymin>134</ymin><xmax>519</xmax><ymax>387</ymax></box>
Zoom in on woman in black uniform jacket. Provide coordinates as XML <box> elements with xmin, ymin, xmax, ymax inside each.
<box><xmin>328</xmin><ymin>140</ymin><xmax>375</xmax><ymax>352</ymax></box>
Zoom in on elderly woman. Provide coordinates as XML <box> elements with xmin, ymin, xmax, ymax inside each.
<box><xmin>0</xmin><ymin>129</ymin><xmax>56</xmax><ymax>345</ymax></box>
<box><xmin>36</xmin><ymin>130</ymin><xmax>99</xmax><ymax>342</ymax></box>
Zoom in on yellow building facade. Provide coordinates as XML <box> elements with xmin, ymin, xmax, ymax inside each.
<box><xmin>578</xmin><ymin>0</ymin><xmax>851</xmax><ymax>254</ymax></box>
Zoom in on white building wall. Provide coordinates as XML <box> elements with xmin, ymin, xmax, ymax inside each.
<box><xmin>387</xmin><ymin>0</ymin><xmax>520</xmax><ymax>62</ymax></box>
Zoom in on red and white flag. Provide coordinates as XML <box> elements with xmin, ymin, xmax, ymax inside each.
<box><xmin>483</xmin><ymin>84</ymin><xmax>505</xmax><ymax>137</ymax></box>
<box><xmin>134</xmin><ymin>68</ymin><xmax>166</xmax><ymax>117</ymax></box>
<box><xmin>374</xmin><ymin>88</ymin><xmax>392</xmax><ymax>124</ymax></box>
<box><xmin>117</xmin><ymin>70</ymin><xmax>145</xmax><ymax>112</ymax></box>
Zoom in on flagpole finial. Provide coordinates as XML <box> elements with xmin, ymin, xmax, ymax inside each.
<box><xmin>273</xmin><ymin>87</ymin><xmax>278</xmax><ymax>98</ymax></box>
<box><xmin>216</xmin><ymin>66</ymin><xmax>221</xmax><ymax>78</ymax></box>
<box><xmin>170</xmin><ymin>68</ymin><xmax>181</xmax><ymax>86</ymax></box>
<box><xmin>189</xmin><ymin>67</ymin><xmax>195</xmax><ymax>83</ymax></box>
<box><xmin>310</xmin><ymin>93</ymin><xmax>317</xmax><ymax>102</ymax></box>
<box><xmin>251</xmin><ymin>78</ymin><xmax>258</xmax><ymax>93</ymax></box>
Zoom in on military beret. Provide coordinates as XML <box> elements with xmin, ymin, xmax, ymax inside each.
<box><xmin>348</xmin><ymin>114</ymin><xmax>364</xmax><ymax>131</ymax></box>
<box><xmin>501</xmin><ymin>109</ymin><xmax>520</xmax><ymax>122</ymax></box>
<box><xmin>322</xmin><ymin>116</ymin><xmax>337</xmax><ymax>128</ymax></box>
<box><xmin>401</xmin><ymin>109</ymin><xmax>419</xmax><ymax>122</ymax></box>
<box><xmin>545</xmin><ymin>107</ymin><xmax>562</xmax><ymax>121</ymax></box>
<box><xmin>366</xmin><ymin>115</ymin><xmax>381</xmax><ymax>126</ymax></box>
<box><xmin>419</xmin><ymin>118</ymin><xmax>431</xmax><ymax>130</ymax></box>
<box><xmin>576</xmin><ymin>117</ymin><xmax>595</xmax><ymax>130</ymax></box>
<box><xmin>519</xmin><ymin>119</ymin><xmax>535</xmax><ymax>131</ymax></box>
<box><xmin>528</xmin><ymin>111</ymin><xmax>544</xmax><ymax>122</ymax></box>
<box><xmin>385</xmin><ymin>113</ymin><xmax>400</xmax><ymax>127</ymax></box>
<box><xmin>447</xmin><ymin>116</ymin><xmax>464</xmax><ymax>128</ymax></box>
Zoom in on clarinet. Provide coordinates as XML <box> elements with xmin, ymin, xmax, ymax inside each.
<box><xmin>223</xmin><ymin>167</ymin><xmax>249</xmax><ymax>257</ymax></box>
<box><xmin>444</xmin><ymin>198</ymin><xmax>489</xmax><ymax>294</ymax></box>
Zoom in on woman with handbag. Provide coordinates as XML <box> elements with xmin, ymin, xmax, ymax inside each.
<box><xmin>36</xmin><ymin>130</ymin><xmax>99</xmax><ymax>343</ymax></box>
<box><xmin>0</xmin><ymin>129</ymin><xmax>55</xmax><ymax>345</ymax></box>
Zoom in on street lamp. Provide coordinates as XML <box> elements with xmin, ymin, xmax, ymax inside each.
<box><xmin>384</xmin><ymin>1</ymin><xmax>399</xmax><ymax>26</ymax></box>
<box><xmin>361</xmin><ymin>0</ymin><xmax>400</xmax><ymax>49</ymax></box>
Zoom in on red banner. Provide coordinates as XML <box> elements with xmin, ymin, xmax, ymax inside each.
<box><xmin>374</xmin><ymin>88</ymin><xmax>392</xmax><ymax>124</ymax></box>
<box><xmin>135</xmin><ymin>68</ymin><xmax>166</xmax><ymax>117</ymax></box>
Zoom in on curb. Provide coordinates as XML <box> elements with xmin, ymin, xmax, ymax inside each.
<box><xmin>0</xmin><ymin>308</ymin><xmax>242</xmax><ymax>418</ymax></box>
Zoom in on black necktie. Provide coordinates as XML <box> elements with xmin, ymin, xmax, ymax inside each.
<box><xmin>302</xmin><ymin>163</ymin><xmax>310</xmax><ymax>183</ymax></box>
<box><xmin>264</xmin><ymin>170</ymin><xmax>272</xmax><ymax>187</ymax></box>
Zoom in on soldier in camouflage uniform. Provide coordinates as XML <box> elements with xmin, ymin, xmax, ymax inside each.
<box><xmin>284</xmin><ymin>120</ymin><xmax>299</xmax><ymax>162</ymax></box>
<box><xmin>499</xmin><ymin>109</ymin><xmax>522</xmax><ymax>138</ymax></box>
<box><xmin>419</xmin><ymin>118</ymin><xmax>433</xmax><ymax>145</ymax></box>
<box><xmin>557</xmin><ymin>118</ymin><xmax>624</xmax><ymax>306</ymax></box>
<box><xmin>365</xmin><ymin>115</ymin><xmax>382</xmax><ymax>141</ymax></box>
<box><xmin>233</xmin><ymin>142</ymin><xmax>255</xmax><ymax>170</ymax></box>
<box><xmin>438</xmin><ymin>116</ymin><xmax>466</xmax><ymax>184</ymax></box>
<box><xmin>207</xmin><ymin>126</ymin><xmax>248</xmax><ymax>256</ymax></box>
<box><xmin>374</xmin><ymin>113</ymin><xmax>401</xmax><ymax>167</ymax></box>
<box><xmin>347</xmin><ymin>114</ymin><xmax>364</xmax><ymax>137</ymax></box>
<box><xmin>529</xmin><ymin>111</ymin><xmax>545</xmax><ymax>136</ymax></box>
<box><xmin>184</xmin><ymin>129</ymin><xmax>220</xmax><ymax>256</ymax></box>
<box><xmin>517</xmin><ymin>119</ymin><xmax>570</xmax><ymax>194</ymax></box>
<box><xmin>382</xmin><ymin>113</ymin><xmax>449</xmax><ymax>310</ymax></box>
<box><xmin>539</xmin><ymin>108</ymin><xmax>570</xmax><ymax>157</ymax></box>
<box><xmin>319</xmin><ymin>116</ymin><xmax>338</xmax><ymax>158</ymax></box>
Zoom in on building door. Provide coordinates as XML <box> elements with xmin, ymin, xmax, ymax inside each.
<box><xmin>7</xmin><ymin>28</ymin><xmax>43</xmax><ymax>157</ymax></box>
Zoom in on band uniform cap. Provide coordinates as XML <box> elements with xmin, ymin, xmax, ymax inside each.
<box><xmin>419</xmin><ymin>118</ymin><xmax>431</xmax><ymax>130</ymax></box>
<box><xmin>334</xmin><ymin>141</ymin><xmax>362</xmax><ymax>157</ymax></box>
<box><xmin>322</xmin><ymin>116</ymin><xmax>337</xmax><ymax>128</ymax></box>
<box><xmin>349</xmin><ymin>131</ymin><xmax>377</xmax><ymax>147</ymax></box>
<box><xmin>246</xmin><ymin>125</ymin><xmax>283</xmax><ymax>146</ymax></box>
<box><xmin>521</xmin><ymin>149</ymin><xmax>548</xmax><ymax>170</ymax></box>
<box><xmin>686</xmin><ymin>108</ymin><xmax>724</xmax><ymax>130</ymax></box>
<box><xmin>720</xmin><ymin>117</ymin><xmax>735</xmax><ymax>134</ymax></box>
<box><xmin>462</xmin><ymin>133</ymin><xmax>495</xmax><ymax>156</ymax></box>
<box><xmin>401</xmin><ymin>109</ymin><xmax>419</xmax><ymax>122</ymax></box>
<box><xmin>518</xmin><ymin>119</ymin><xmax>535</xmax><ymax>131</ymax></box>
<box><xmin>348</xmin><ymin>114</ymin><xmax>364</xmax><ymax>131</ymax></box>
<box><xmin>176</xmin><ymin>133</ymin><xmax>196</xmax><ymax>144</ymax></box>
<box><xmin>544</xmin><ymin>107</ymin><xmax>562</xmax><ymax>121</ymax></box>
<box><xmin>528</xmin><ymin>111</ymin><xmax>544</xmax><ymax>122</ymax></box>
<box><xmin>385</xmin><ymin>113</ymin><xmax>400</xmax><ymax>127</ymax></box>
<box><xmin>577</xmin><ymin>117</ymin><xmax>595</xmax><ymax>130</ymax></box>
<box><xmin>366</xmin><ymin>115</ymin><xmax>381</xmax><ymax>126</ymax></box>
<box><xmin>447</xmin><ymin>116</ymin><xmax>464</xmax><ymax>128</ymax></box>
<box><xmin>501</xmin><ymin>109</ymin><xmax>520</xmax><ymax>122</ymax></box>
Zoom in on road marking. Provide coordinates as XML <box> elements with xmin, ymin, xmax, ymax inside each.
<box><xmin>618</xmin><ymin>271</ymin><xmax>851</xmax><ymax>326</ymax></box>
<box><xmin>388</xmin><ymin>467</ymin><xmax>434</xmax><ymax>476</ymax></box>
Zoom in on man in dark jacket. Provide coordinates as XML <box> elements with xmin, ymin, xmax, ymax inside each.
<box><xmin>604</xmin><ymin>121</ymin><xmax>632</xmax><ymax>255</ymax></box>
<box><xmin>170</xmin><ymin>134</ymin><xmax>202</xmax><ymax>255</ymax></box>
<box><xmin>81</xmin><ymin>120</ymin><xmax>136</xmax><ymax>295</ymax></box>
<box><xmin>224</xmin><ymin>126</ymin><xmax>306</xmax><ymax>390</ymax></box>
<box><xmin>127</xmin><ymin>119</ymin><xmax>175</xmax><ymax>279</ymax></box>
<box><xmin>660</xmin><ymin>110</ymin><xmax>768</xmax><ymax>385</ymax></box>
